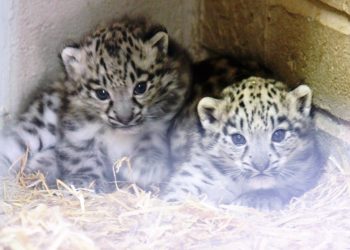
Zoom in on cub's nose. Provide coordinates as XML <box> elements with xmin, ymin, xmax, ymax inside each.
<box><xmin>252</xmin><ymin>160</ymin><xmax>270</xmax><ymax>172</ymax></box>
<box><xmin>117</xmin><ymin>114</ymin><xmax>133</xmax><ymax>125</ymax></box>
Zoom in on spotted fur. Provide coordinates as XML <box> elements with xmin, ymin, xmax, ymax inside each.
<box><xmin>164</xmin><ymin>75</ymin><xmax>324</xmax><ymax>210</ymax></box>
<box><xmin>170</xmin><ymin>56</ymin><xmax>271</xmax><ymax>166</ymax></box>
<box><xmin>0</xmin><ymin>17</ymin><xmax>191</xmax><ymax>192</ymax></box>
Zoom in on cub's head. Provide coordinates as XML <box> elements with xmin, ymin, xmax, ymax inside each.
<box><xmin>198</xmin><ymin>77</ymin><xmax>322</xmax><ymax>192</ymax></box>
<box><xmin>61</xmin><ymin>17</ymin><xmax>191</xmax><ymax>131</ymax></box>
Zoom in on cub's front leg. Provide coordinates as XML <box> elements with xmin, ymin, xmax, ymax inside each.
<box><xmin>119</xmin><ymin>133</ymin><xmax>171</xmax><ymax>190</ymax></box>
<box><xmin>160</xmin><ymin>161</ymin><xmax>235</xmax><ymax>205</ymax></box>
<box><xmin>161</xmin><ymin>162</ymin><xmax>204</xmax><ymax>202</ymax></box>
<box><xmin>235</xmin><ymin>189</ymin><xmax>292</xmax><ymax>211</ymax></box>
<box><xmin>57</xmin><ymin>140</ymin><xmax>115</xmax><ymax>193</ymax></box>
<box><xmin>57</xmin><ymin>120</ymin><xmax>115</xmax><ymax>193</ymax></box>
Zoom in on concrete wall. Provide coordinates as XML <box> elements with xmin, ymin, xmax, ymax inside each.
<box><xmin>200</xmin><ymin>0</ymin><xmax>350</xmax><ymax>123</ymax></box>
<box><xmin>0</xmin><ymin>0</ymin><xmax>199</xmax><ymax>126</ymax></box>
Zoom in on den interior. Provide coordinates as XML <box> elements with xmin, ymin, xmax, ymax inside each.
<box><xmin>0</xmin><ymin>0</ymin><xmax>350</xmax><ymax>249</ymax></box>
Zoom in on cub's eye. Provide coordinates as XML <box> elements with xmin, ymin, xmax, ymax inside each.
<box><xmin>95</xmin><ymin>89</ymin><xmax>110</xmax><ymax>100</ymax></box>
<box><xmin>272</xmin><ymin>129</ymin><xmax>286</xmax><ymax>143</ymax></box>
<box><xmin>133</xmin><ymin>81</ymin><xmax>147</xmax><ymax>95</ymax></box>
<box><xmin>231</xmin><ymin>133</ymin><xmax>246</xmax><ymax>146</ymax></box>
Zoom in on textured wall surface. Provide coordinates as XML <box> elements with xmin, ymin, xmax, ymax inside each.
<box><xmin>200</xmin><ymin>0</ymin><xmax>350</xmax><ymax>121</ymax></box>
<box><xmin>320</xmin><ymin>0</ymin><xmax>350</xmax><ymax>15</ymax></box>
<box><xmin>0</xmin><ymin>0</ymin><xmax>199</xmax><ymax>125</ymax></box>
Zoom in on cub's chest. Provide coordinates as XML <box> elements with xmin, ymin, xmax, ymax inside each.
<box><xmin>100</xmin><ymin>129</ymin><xmax>140</xmax><ymax>162</ymax></box>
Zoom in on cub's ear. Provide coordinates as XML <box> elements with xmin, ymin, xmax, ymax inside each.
<box><xmin>61</xmin><ymin>46</ymin><xmax>85</xmax><ymax>81</ymax></box>
<box><xmin>287</xmin><ymin>85</ymin><xmax>312</xmax><ymax>116</ymax></box>
<box><xmin>198</xmin><ymin>97</ymin><xmax>222</xmax><ymax>131</ymax></box>
<box><xmin>145</xmin><ymin>26</ymin><xmax>169</xmax><ymax>56</ymax></box>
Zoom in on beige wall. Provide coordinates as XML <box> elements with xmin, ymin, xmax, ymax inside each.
<box><xmin>0</xmin><ymin>0</ymin><xmax>199</xmax><ymax>126</ymax></box>
<box><xmin>200</xmin><ymin>0</ymin><xmax>350</xmax><ymax>122</ymax></box>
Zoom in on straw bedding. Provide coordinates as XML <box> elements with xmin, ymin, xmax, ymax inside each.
<box><xmin>0</xmin><ymin>153</ymin><xmax>350</xmax><ymax>250</ymax></box>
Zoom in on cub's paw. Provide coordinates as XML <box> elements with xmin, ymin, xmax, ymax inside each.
<box><xmin>159</xmin><ymin>189</ymin><xmax>181</xmax><ymax>202</ymax></box>
<box><xmin>235</xmin><ymin>190</ymin><xmax>285</xmax><ymax>211</ymax></box>
<box><xmin>63</xmin><ymin>176</ymin><xmax>115</xmax><ymax>194</ymax></box>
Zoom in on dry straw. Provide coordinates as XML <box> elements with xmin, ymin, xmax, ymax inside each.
<box><xmin>1</xmin><ymin>152</ymin><xmax>350</xmax><ymax>250</ymax></box>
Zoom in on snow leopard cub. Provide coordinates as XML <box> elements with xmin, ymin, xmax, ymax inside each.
<box><xmin>163</xmin><ymin>76</ymin><xmax>324</xmax><ymax>210</ymax></box>
<box><xmin>0</xmin><ymin>17</ymin><xmax>191</xmax><ymax>192</ymax></box>
<box><xmin>170</xmin><ymin>56</ymin><xmax>271</xmax><ymax>167</ymax></box>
